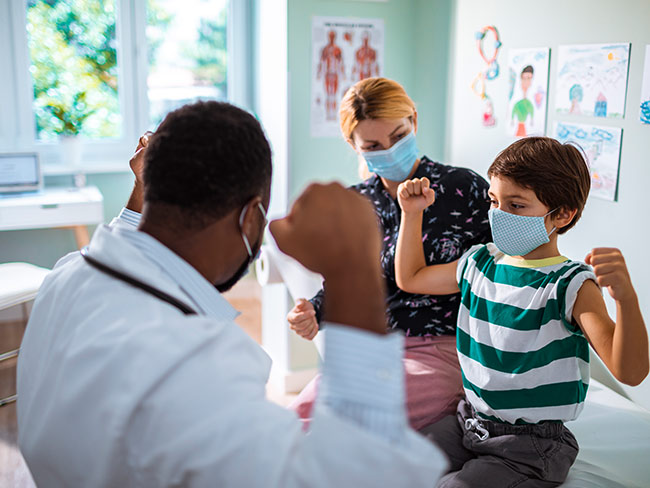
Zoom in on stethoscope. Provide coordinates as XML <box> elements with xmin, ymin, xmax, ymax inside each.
<box><xmin>80</xmin><ymin>247</ymin><xmax>197</xmax><ymax>316</ymax></box>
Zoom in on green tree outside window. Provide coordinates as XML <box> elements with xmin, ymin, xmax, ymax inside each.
<box><xmin>27</xmin><ymin>0</ymin><xmax>120</xmax><ymax>140</ymax></box>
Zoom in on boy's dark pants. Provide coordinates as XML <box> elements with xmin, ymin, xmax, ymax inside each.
<box><xmin>420</xmin><ymin>399</ymin><xmax>579</xmax><ymax>488</ymax></box>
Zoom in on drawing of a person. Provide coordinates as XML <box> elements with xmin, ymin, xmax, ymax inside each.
<box><xmin>317</xmin><ymin>30</ymin><xmax>345</xmax><ymax>120</ymax></box>
<box><xmin>569</xmin><ymin>83</ymin><xmax>583</xmax><ymax>114</ymax></box>
<box><xmin>351</xmin><ymin>31</ymin><xmax>379</xmax><ymax>81</ymax></box>
<box><xmin>511</xmin><ymin>65</ymin><xmax>534</xmax><ymax>137</ymax></box>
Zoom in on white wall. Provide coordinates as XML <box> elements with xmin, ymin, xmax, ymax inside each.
<box><xmin>446</xmin><ymin>0</ymin><xmax>650</xmax><ymax>409</ymax></box>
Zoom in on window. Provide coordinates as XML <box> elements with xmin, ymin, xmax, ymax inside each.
<box><xmin>26</xmin><ymin>0</ymin><xmax>122</xmax><ymax>141</ymax></box>
<box><xmin>0</xmin><ymin>0</ymin><xmax>249</xmax><ymax>169</ymax></box>
<box><xmin>146</xmin><ymin>0</ymin><xmax>229</xmax><ymax>127</ymax></box>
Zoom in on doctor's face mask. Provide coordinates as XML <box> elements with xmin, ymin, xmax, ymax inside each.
<box><xmin>215</xmin><ymin>202</ymin><xmax>267</xmax><ymax>293</ymax></box>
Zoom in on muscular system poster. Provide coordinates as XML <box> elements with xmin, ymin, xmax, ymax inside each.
<box><xmin>311</xmin><ymin>16</ymin><xmax>384</xmax><ymax>138</ymax></box>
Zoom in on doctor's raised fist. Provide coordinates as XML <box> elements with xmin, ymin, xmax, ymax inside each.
<box><xmin>270</xmin><ymin>182</ymin><xmax>381</xmax><ymax>280</ymax></box>
<box><xmin>129</xmin><ymin>131</ymin><xmax>152</xmax><ymax>187</ymax></box>
<box><xmin>125</xmin><ymin>131</ymin><xmax>153</xmax><ymax>214</ymax></box>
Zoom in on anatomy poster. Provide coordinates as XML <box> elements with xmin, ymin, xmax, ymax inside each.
<box><xmin>506</xmin><ymin>47</ymin><xmax>550</xmax><ymax>138</ymax></box>
<box><xmin>640</xmin><ymin>45</ymin><xmax>650</xmax><ymax>124</ymax></box>
<box><xmin>554</xmin><ymin>121</ymin><xmax>623</xmax><ymax>201</ymax></box>
<box><xmin>311</xmin><ymin>16</ymin><xmax>384</xmax><ymax>138</ymax></box>
<box><xmin>555</xmin><ymin>43</ymin><xmax>630</xmax><ymax>119</ymax></box>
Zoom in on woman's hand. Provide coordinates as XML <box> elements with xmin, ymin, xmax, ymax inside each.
<box><xmin>397</xmin><ymin>177</ymin><xmax>435</xmax><ymax>214</ymax></box>
<box><xmin>287</xmin><ymin>298</ymin><xmax>318</xmax><ymax>340</ymax></box>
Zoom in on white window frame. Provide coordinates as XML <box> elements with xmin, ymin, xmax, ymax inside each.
<box><xmin>0</xmin><ymin>0</ymin><xmax>250</xmax><ymax>174</ymax></box>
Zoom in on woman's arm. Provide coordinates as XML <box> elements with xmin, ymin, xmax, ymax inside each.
<box><xmin>395</xmin><ymin>178</ymin><xmax>459</xmax><ymax>295</ymax></box>
<box><xmin>573</xmin><ymin>248</ymin><xmax>649</xmax><ymax>386</ymax></box>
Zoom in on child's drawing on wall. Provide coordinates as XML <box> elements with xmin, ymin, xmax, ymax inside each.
<box><xmin>554</xmin><ymin>121</ymin><xmax>622</xmax><ymax>201</ymax></box>
<box><xmin>556</xmin><ymin>43</ymin><xmax>630</xmax><ymax>119</ymax></box>
<box><xmin>640</xmin><ymin>45</ymin><xmax>650</xmax><ymax>124</ymax></box>
<box><xmin>507</xmin><ymin>48</ymin><xmax>549</xmax><ymax>138</ymax></box>
<box><xmin>569</xmin><ymin>84</ymin><xmax>583</xmax><ymax>114</ymax></box>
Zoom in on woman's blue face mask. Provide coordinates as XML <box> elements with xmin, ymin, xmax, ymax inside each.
<box><xmin>361</xmin><ymin>130</ymin><xmax>419</xmax><ymax>182</ymax></box>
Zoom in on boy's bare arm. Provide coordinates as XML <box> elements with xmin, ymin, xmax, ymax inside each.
<box><xmin>395</xmin><ymin>178</ymin><xmax>459</xmax><ymax>295</ymax></box>
<box><xmin>573</xmin><ymin>248</ymin><xmax>649</xmax><ymax>386</ymax></box>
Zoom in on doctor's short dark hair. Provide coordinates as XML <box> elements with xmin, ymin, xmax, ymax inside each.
<box><xmin>143</xmin><ymin>101</ymin><xmax>272</xmax><ymax>229</ymax></box>
<box><xmin>487</xmin><ymin>137</ymin><xmax>591</xmax><ymax>235</ymax></box>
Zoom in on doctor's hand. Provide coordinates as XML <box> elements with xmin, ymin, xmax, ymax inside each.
<box><xmin>125</xmin><ymin>131</ymin><xmax>153</xmax><ymax>213</ymax></box>
<box><xmin>397</xmin><ymin>177</ymin><xmax>435</xmax><ymax>214</ymax></box>
<box><xmin>270</xmin><ymin>182</ymin><xmax>386</xmax><ymax>335</ymax></box>
<box><xmin>288</xmin><ymin>299</ymin><xmax>318</xmax><ymax>340</ymax></box>
<box><xmin>270</xmin><ymin>182</ymin><xmax>381</xmax><ymax>278</ymax></box>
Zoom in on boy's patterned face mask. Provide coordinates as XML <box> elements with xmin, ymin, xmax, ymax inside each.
<box><xmin>488</xmin><ymin>207</ymin><xmax>556</xmax><ymax>257</ymax></box>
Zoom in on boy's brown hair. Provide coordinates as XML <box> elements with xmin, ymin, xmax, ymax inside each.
<box><xmin>487</xmin><ymin>137</ymin><xmax>590</xmax><ymax>234</ymax></box>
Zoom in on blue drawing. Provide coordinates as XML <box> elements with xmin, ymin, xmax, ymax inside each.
<box><xmin>569</xmin><ymin>84</ymin><xmax>583</xmax><ymax>114</ymax></box>
<box><xmin>554</xmin><ymin>121</ymin><xmax>622</xmax><ymax>201</ymax></box>
<box><xmin>557</xmin><ymin>124</ymin><xmax>570</xmax><ymax>139</ymax></box>
<box><xmin>555</xmin><ymin>43</ymin><xmax>630</xmax><ymax>119</ymax></box>
<box><xmin>641</xmin><ymin>100</ymin><xmax>650</xmax><ymax>124</ymax></box>
<box><xmin>594</xmin><ymin>92</ymin><xmax>608</xmax><ymax>117</ymax></box>
<box><xmin>592</xmin><ymin>127</ymin><xmax>614</xmax><ymax>141</ymax></box>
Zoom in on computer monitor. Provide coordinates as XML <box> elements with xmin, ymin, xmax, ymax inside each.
<box><xmin>0</xmin><ymin>153</ymin><xmax>42</xmax><ymax>194</ymax></box>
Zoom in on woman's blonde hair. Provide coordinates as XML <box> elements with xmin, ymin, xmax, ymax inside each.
<box><xmin>339</xmin><ymin>77</ymin><xmax>416</xmax><ymax>141</ymax></box>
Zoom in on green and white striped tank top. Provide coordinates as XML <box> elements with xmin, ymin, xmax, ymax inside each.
<box><xmin>456</xmin><ymin>243</ymin><xmax>597</xmax><ymax>425</ymax></box>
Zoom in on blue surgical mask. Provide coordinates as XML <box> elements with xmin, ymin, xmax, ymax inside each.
<box><xmin>362</xmin><ymin>131</ymin><xmax>419</xmax><ymax>182</ymax></box>
<box><xmin>488</xmin><ymin>207</ymin><xmax>557</xmax><ymax>256</ymax></box>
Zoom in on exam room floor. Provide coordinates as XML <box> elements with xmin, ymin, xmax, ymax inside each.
<box><xmin>0</xmin><ymin>276</ymin><xmax>294</xmax><ymax>486</ymax></box>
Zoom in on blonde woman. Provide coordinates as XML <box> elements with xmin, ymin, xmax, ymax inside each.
<box><xmin>288</xmin><ymin>77</ymin><xmax>492</xmax><ymax>430</ymax></box>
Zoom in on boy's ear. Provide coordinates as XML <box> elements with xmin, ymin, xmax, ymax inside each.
<box><xmin>552</xmin><ymin>207</ymin><xmax>577</xmax><ymax>231</ymax></box>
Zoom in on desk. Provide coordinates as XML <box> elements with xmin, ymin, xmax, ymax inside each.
<box><xmin>0</xmin><ymin>186</ymin><xmax>104</xmax><ymax>248</ymax></box>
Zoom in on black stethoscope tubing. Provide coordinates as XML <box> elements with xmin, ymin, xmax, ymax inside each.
<box><xmin>80</xmin><ymin>247</ymin><xmax>197</xmax><ymax>316</ymax></box>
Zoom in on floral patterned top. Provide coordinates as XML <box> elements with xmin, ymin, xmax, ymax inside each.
<box><xmin>310</xmin><ymin>156</ymin><xmax>492</xmax><ymax>337</ymax></box>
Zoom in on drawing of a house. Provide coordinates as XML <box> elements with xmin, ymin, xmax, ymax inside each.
<box><xmin>594</xmin><ymin>92</ymin><xmax>608</xmax><ymax>117</ymax></box>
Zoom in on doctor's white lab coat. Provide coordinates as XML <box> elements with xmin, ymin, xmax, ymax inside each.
<box><xmin>17</xmin><ymin>220</ymin><xmax>446</xmax><ymax>487</ymax></box>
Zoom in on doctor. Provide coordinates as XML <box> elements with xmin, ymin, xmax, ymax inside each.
<box><xmin>17</xmin><ymin>101</ymin><xmax>447</xmax><ymax>487</ymax></box>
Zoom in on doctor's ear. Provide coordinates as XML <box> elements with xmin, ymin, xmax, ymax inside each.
<box><xmin>239</xmin><ymin>197</ymin><xmax>264</xmax><ymax>233</ymax></box>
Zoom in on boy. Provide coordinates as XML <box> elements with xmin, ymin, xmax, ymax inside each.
<box><xmin>395</xmin><ymin>137</ymin><xmax>648</xmax><ymax>487</ymax></box>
